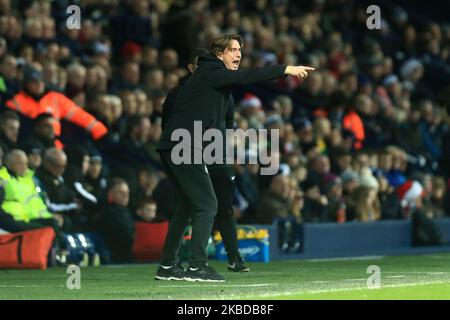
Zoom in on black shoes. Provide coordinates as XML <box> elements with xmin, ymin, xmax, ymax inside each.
<box><xmin>227</xmin><ymin>258</ymin><xmax>250</xmax><ymax>272</ymax></box>
<box><xmin>156</xmin><ymin>261</ymin><xmax>242</xmax><ymax>281</ymax></box>
<box><xmin>155</xmin><ymin>263</ymin><xmax>186</xmax><ymax>281</ymax></box>
<box><xmin>184</xmin><ymin>265</ymin><xmax>226</xmax><ymax>282</ymax></box>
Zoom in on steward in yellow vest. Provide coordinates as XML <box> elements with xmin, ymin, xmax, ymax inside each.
<box><xmin>0</xmin><ymin>150</ymin><xmax>54</xmax><ymax>225</ymax></box>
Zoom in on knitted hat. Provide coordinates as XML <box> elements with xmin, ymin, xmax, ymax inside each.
<box><xmin>240</xmin><ymin>93</ymin><xmax>262</xmax><ymax>110</ymax></box>
<box><xmin>400</xmin><ymin>59</ymin><xmax>422</xmax><ymax>80</ymax></box>
<box><xmin>397</xmin><ymin>180</ymin><xmax>423</xmax><ymax>207</ymax></box>
<box><xmin>122</xmin><ymin>41</ymin><xmax>142</xmax><ymax>59</ymax></box>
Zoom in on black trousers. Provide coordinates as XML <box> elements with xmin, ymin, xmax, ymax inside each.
<box><xmin>159</xmin><ymin>151</ymin><xmax>218</xmax><ymax>267</ymax></box>
<box><xmin>209</xmin><ymin>165</ymin><xmax>240</xmax><ymax>263</ymax></box>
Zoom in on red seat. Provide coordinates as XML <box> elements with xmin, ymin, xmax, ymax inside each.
<box><xmin>132</xmin><ymin>221</ymin><xmax>169</xmax><ymax>262</ymax></box>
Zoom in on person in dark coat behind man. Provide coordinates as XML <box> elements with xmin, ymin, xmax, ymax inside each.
<box><xmin>94</xmin><ymin>178</ymin><xmax>135</xmax><ymax>263</ymax></box>
<box><xmin>156</xmin><ymin>33</ymin><xmax>315</xmax><ymax>282</ymax></box>
<box><xmin>0</xmin><ymin>110</ymin><xmax>20</xmax><ymax>155</ymax></box>
<box><xmin>20</xmin><ymin>113</ymin><xmax>57</xmax><ymax>154</ymax></box>
<box><xmin>63</xmin><ymin>144</ymin><xmax>98</xmax><ymax>224</ymax></box>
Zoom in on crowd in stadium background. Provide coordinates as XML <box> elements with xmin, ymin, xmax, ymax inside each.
<box><xmin>1</xmin><ymin>0</ymin><xmax>450</xmax><ymax>263</ymax></box>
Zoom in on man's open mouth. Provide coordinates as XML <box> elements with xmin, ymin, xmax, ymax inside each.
<box><xmin>233</xmin><ymin>60</ymin><xmax>240</xmax><ymax>67</ymax></box>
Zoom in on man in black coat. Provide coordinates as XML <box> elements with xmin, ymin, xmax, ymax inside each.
<box><xmin>94</xmin><ymin>178</ymin><xmax>135</xmax><ymax>263</ymax></box>
<box><xmin>161</xmin><ymin>48</ymin><xmax>249</xmax><ymax>273</ymax></box>
<box><xmin>156</xmin><ymin>34</ymin><xmax>314</xmax><ymax>282</ymax></box>
<box><xmin>35</xmin><ymin>148</ymin><xmax>78</xmax><ymax>231</ymax></box>
<box><xmin>20</xmin><ymin>113</ymin><xmax>57</xmax><ymax>154</ymax></box>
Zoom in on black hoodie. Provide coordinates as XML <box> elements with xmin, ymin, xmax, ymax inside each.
<box><xmin>158</xmin><ymin>53</ymin><xmax>286</xmax><ymax>152</ymax></box>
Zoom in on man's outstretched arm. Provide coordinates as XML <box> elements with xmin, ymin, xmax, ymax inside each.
<box><xmin>205</xmin><ymin>65</ymin><xmax>315</xmax><ymax>88</ymax></box>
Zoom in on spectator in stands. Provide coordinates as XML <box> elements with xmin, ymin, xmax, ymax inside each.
<box><xmin>20</xmin><ymin>113</ymin><xmax>57</xmax><ymax>154</ymax></box>
<box><xmin>64</xmin><ymin>145</ymin><xmax>98</xmax><ymax>219</ymax></box>
<box><xmin>6</xmin><ymin>66</ymin><xmax>108</xmax><ymax>145</ymax></box>
<box><xmin>347</xmin><ymin>186</ymin><xmax>381</xmax><ymax>222</ymax></box>
<box><xmin>256</xmin><ymin>174</ymin><xmax>301</xmax><ymax>224</ymax></box>
<box><xmin>0</xmin><ymin>110</ymin><xmax>20</xmax><ymax>154</ymax></box>
<box><xmin>94</xmin><ymin>178</ymin><xmax>135</xmax><ymax>263</ymax></box>
<box><xmin>84</xmin><ymin>153</ymin><xmax>108</xmax><ymax>204</ymax></box>
<box><xmin>113</xmin><ymin>61</ymin><xmax>141</xmax><ymax>92</ymax></box>
<box><xmin>324</xmin><ymin>176</ymin><xmax>345</xmax><ymax>222</ymax></box>
<box><xmin>301</xmin><ymin>178</ymin><xmax>328</xmax><ymax>222</ymax></box>
<box><xmin>377</xmin><ymin>173</ymin><xmax>403</xmax><ymax>220</ymax></box>
<box><xmin>234</xmin><ymin>161</ymin><xmax>261</xmax><ymax>222</ymax></box>
<box><xmin>0</xmin><ymin>149</ymin><xmax>65</xmax><ymax>233</ymax></box>
<box><xmin>136</xmin><ymin>165</ymin><xmax>160</xmax><ymax>202</ymax></box>
<box><xmin>22</xmin><ymin>145</ymin><xmax>42</xmax><ymax>171</ymax></box>
<box><xmin>114</xmin><ymin>114</ymin><xmax>152</xmax><ymax>171</ymax></box>
<box><xmin>135</xmin><ymin>197</ymin><xmax>165</xmax><ymax>223</ymax></box>
<box><xmin>35</xmin><ymin>147</ymin><xmax>79</xmax><ymax>231</ymax></box>
<box><xmin>422</xmin><ymin>176</ymin><xmax>447</xmax><ymax>219</ymax></box>
<box><xmin>0</xmin><ymin>54</ymin><xmax>20</xmax><ymax>101</ymax></box>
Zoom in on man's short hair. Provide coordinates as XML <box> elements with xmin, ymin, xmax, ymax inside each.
<box><xmin>137</xmin><ymin>196</ymin><xmax>156</xmax><ymax>209</ymax></box>
<box><xmin>107</xmin><ymin>177</ymin><xmax>128</xmax><ymax>193</ymax></box>
<box><xmin>209</xmin><ymin>34</ymin><xmax>243</xmax><ymax>57</ymax></box>
<box><xmin>4</xmin><ymin>149</ymin><xmax>26</xmax><ymax>168</ymax></box>
<box><xmin>33</xmin><ymin>112</ymin><xmax>53</xmax><ymax>127</ymax></box>
<box><xmin>43</xmin><ymin>147</ymin><xmax>65</xmax><ymax>165</ymax></box>
<box><xmin>0</xmin><ymin>110</ymin><xmax>19</xmax><ymax>126</ymax></box>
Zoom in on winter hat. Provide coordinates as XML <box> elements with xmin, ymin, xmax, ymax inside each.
<box><xmin>397</xmin><ymin>180</ymin><xmax>424</xmax><ymax>208</ymax></box>
<box><xmin>359</xmin><ymin>167</ymin><xmax>380</xmax><ymax>190</ymax></box>
<box><xmin>240</xmin><ymin>93</ymin><xmax>262</xmax><ymax>110</ymax></box>
<box><xmin>383</xmin><ymin>74</ymin><xmax>399</xmax><ymax>87</ymax></box>
<box><xmin>265</xmin><ymin>114</ymin><xmax>284</xmax><ymax>127</ymax></box>
<box><xmin>122</xmin><ymin>41</ymin><xmax>142</xmax><ymax>59</ymax></box>
<box><xmin>400</xmin><ymin>59</ymin><xmax>422</xmax><ymax>80</ymax></box>
<box><xmin>341</xmin><ymin>170</ymin><xmax>359</xmax><ymax>185</ymax></box>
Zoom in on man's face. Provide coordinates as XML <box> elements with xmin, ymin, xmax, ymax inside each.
<box><xmin>218</xmin><ymin>39</ymin><xmax>241</xmax><ymax>70</ymax></box>
<box><xmin>1</xmin><ymin>119</ymin><xmax>20</xmax><ymax>144</ymax></box>
<box><xmin>10</xmin><ymin>154</ymin><xmax>28</xmax><ymax>177</ymax></box>
<box><xmin>49</xmin><ymin>154</ymin><xmax>67</xmax><ymax>177</ymax></box>
<box><xmin>110</xmin><ymin>183</ymin><xmax>130</xmax><ymax>207</ymax></box>
<box><xmin>35</xmin><ymin>117</ymin><xmax>55</xmax><ymax>140</ymax></box>
<box><xmin>26</xmin><ymin>79</ymin><xmax>46</xmax><ymax>96</ymax></box>
<box><xmin>88</xmin><ymin>160</ymin><xmax>102</xmax><ymax>179</ymax></box>
<box><xmin>28</xmin><ymin>153</ymin><xmax>41</xmax><ymax>170</ymax></box>
<box><xmin>137</xmin><ymin>203</ymin><xmax>157</xmax><ymax>222</ymax></box>
<box><xmin>81</xmin><ymin>155</ymin><xmax>90</xmax><ymax>175</ymax></box>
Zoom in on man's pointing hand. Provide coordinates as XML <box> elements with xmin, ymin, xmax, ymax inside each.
<box><xmin>285</xmin><ymin>66</ymin><xmax>316</xmax><ymax>79</ymax></box>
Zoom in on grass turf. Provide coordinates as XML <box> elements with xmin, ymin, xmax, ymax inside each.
<box><xmin>1</xmin><ymin>253</ymin><xmax>450</xmax><ymax>300</ymax></box>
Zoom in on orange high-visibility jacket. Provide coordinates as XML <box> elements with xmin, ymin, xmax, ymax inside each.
<box><xmin>6</xmin><ymin>91</ymin><xmax>108</xmax><ymax>141</ymax></box>
<box><xmin>342</xmin><ymin>110</ymin><xmax>365</xmax><ymax>150</ymax></box>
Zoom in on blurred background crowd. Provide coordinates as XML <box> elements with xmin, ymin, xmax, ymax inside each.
<box><xmin>1</xmin><ymin>0</ymin><xmax>450</xmax><ymax>261</ymax></box>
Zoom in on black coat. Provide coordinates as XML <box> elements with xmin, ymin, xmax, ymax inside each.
<box><xmin>158</xmin><ymin>53</ymin><xmax>286</xmax><ymax>151</ymax></box>
<box><xmin>94</xmin><ymin>203</ymin><xmax>135</xmax><ymax>263</ymax></box>
<box><xmin>35</xmin><ymin>167</ymin><xmax>78</xmax><ymax>214</ymax></box>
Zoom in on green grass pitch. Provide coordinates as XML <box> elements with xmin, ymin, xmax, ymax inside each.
<box><xmin>1</xmin><ymin>253</ymin><xmax>450</xmax><ymax>300</ymax></box>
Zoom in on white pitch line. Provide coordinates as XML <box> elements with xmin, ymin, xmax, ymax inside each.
<box><xmin>0</xmin><ymin>285</ymin><xmax>65</xmax><ymax>288</ymax></box>
<box><xmin>306</xmin><ymin>256</ymin><xmax>384</xmax><ymax>262</ymax></box>
<box><xmin>158</xmin><ymin>283</ymin><xmax>275</xmax><ymax>288</ymax></box>
<box><xmin>234</xmin><ymin>280</ymin><xmax>450</xmax><ymax>299</ymax></box>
